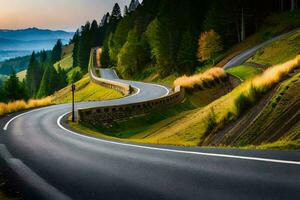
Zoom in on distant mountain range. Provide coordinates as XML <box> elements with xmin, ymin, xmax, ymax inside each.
<box><xmin>0</xmin><ymin>28</ymin><xmax>74</xmax><ymax>61</ymax></box>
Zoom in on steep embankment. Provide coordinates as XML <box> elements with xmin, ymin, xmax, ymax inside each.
<box><xmin>51</xmin><ymin>44</ymin><xmax>123</xmax><ymax>104</ymax></box>
<box><xmin>229</xmin><ymin>70</ymin><xmax>300</xmax><ymax>150</ymax></box>
<box><xmin>73</xmin><ymin>28</ymin><xmax>300</xmax><ymax>150</ymax></box>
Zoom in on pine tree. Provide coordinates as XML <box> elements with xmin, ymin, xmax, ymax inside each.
<box><xmin>72</xmin><ymin>30</ymin><xmax>80</xmax><ymax>68</ymax></box>
<box><xmin>90</xmin><ymin>20</ymin><xmax>98</xmax><ymax>47</ymax></box>
<box><xmin>124</xmin><ymin>6</ymin><xmax>129</xmax><ymax>16</ymax></box>
<box><xmin>110</xmin><ymin>3</ymin><xmax>122</xmax><ymax>21</ymax></box>
<box><xmin>78</xmin><ymin>22</ymin><xmax>91</xmax><ymax>71</ymax></box>
<box><xmin>26</xmin><ymin>52</ymin><xmax>42</xmax><ymax>97</ymax></box>
<box><xmin>129</xmin><ymin>0</ymin><xmax>140</xmax><ymax>12</ymax></box>
<box><xmin>4</xmin><ymin>71</ymin><xmax>24</xmax><ymax>101</ymax></box>
<box><xmin>117</xmin><ymin>28</ymin><xmax>150</xmax><ymax>78</ymax></box>
<box><xmin>100</xmin><ymin>40</ymin><xmax>111</xmax><ymax>67</ymax></box>
<box><xmin>40</xmin><ymin>50</ymin><xmax>48</xmax><ymax>63</ymax></box>
<box><xmin>57</xmin><ymin>65</ymin><xmax>68</xmax><ymax>89</ymax></box>
<box><xmin>0</xmin><ymin>85</ymin><xmax>5</xmax><ymax>102</ymax></box>
<box><xmin>51</xmin><ymin>40</ymin><xmax>63</xmax><ymax>63</ymax></box>
<box><xmin>177</xmin><ymin>30</ymin><xmax>198</xmax><ymax>74</ymax></box>
<box><xmin>100</xmin><ymin>13</ymin><xmax>110</xmax><ymax>27</ymax></box>
<box><xmin>37</xmin><ymin>64</ymin><xmax>59</xmax><ymax>98</ymax></box>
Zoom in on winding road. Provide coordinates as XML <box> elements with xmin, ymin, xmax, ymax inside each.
<box><xmin>0</xmin><ymin>35</ymin><xmax>300</xmax><ymax>200</ymax></box>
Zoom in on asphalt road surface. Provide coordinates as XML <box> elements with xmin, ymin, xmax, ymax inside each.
<box><xmin>223</xmin><ymin>32</ymin><xmax>291</xmax><ymax>69</ymax></box>
<box><xmin>0</xmin><ymin>41</ymin><xmax>300</xmax><ymax>200</ymax></box>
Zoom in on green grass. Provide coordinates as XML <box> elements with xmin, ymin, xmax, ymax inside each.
<box><xmin>54</xmin><ymin>53</ymin><xmax>73</xmax><ymax>70</ymax></box>
<box><xmin>152</xmin><ymin>74</ymin><xmax>178</xmax><ymax>86</ymax></box>
<box><xmin>234</xmin><ymin>71</ymin><xmax>300</xmax><ymax>148</ymax></box>
<box><xmin>216</xmin><ymin>11</ymin><xmax>300</xmax><ymax>68</ymax></box>
<box><xmin>53</xmin><ymin>75</ymin><xmax>123</xmax><ymax>104</ymax></box>
<box><xmin>77</xmin><ymin>101</ymin><xmax>195</xmax><ymax>139</ymax></box>
<box><xmin>226</xmin><ymin>65</ymin><xmax>262</xmax><ymax>81</ymax></box>
<box><xmin>247</xmin><ymin>28</ymin><xmax>300</xmax><ymax>66</ymax></box>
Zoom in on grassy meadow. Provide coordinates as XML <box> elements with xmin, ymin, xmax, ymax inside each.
<box><xmin>54</xmin><ymin>53</ymin><xmax>73</xmax><ymax>70</ymax></box>
<box><xmin>53</xmin><ymin>75</ymin><xmax>123</xmax><ymax>104</ymax></box>
<box><xmin>226</xmin><ymin>65</ymin><xmax>262</xmax><ymax>81</ymax></box>
<box><xmin>247</xmin><ymin>28</ymin><xmax>300</xmax><ymax>65</ymax></box>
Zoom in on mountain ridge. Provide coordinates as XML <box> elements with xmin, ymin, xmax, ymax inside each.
<box><xmin>0</xmin><ymin>27</ymin><xmax>74</xmax><ymax>61</ymax></box>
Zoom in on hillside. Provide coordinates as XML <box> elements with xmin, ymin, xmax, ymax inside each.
<box><xmin>0</xmin><ymin>28</ymin><xmax>73</xmax><ymax>61</ymax></box>
<box><xmin>54</xmin><ymin>44</ymin><xmax>74</xmax><ymax>70</ymax></box>
<box><xmin>71</xmin><ymin>24</ymin><xmax>300</xmax><ymax>150</ymax></box>
<box><xmin>53</xmin><ymin>75</ymin><xmax>123</xmax><ymax>104</ymax></box>
<box><xmin>0</xmin><ymin>51</ymin><xmax>51</xmax><ymax>75</ymax></box>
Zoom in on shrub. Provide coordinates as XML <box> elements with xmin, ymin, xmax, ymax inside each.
<box><xmin>206</xmin><ymin>108</ymin><xmax>217</xmax><ymax>133</ymax></box>
<box><xmin>235</xmin><ymin>93</ymin><xmax>252</xmax><ymax>116</ymax></box>
<box><xmin>0</xmin><ymin>97</ymin><xmax>52</xmax><ymax>117</ymax></box>
<box><xmin>174</xmin><ymin>67</ymin><xmax>227</xmax><ymax>89</ymax></box>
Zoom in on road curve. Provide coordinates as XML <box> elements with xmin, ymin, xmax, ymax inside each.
<box><xmin>223</xmin><ymin>32</ymin><xmax>291</xmax><ymax>69</ymax></box>
<box><xmin>0</xmin><ymin>41</ymin><xmax>300</xmax><ymax>199</ymax></box>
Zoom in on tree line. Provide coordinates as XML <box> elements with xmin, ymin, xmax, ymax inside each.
<box><xmin>62</xmin><ymin>0</ymin><xmax>300</xmax><ymax>79</ymax></box>
<box><xmin>88</xmin><ymin>0</ymin><xmax>299</xmax><ymax>78</ymax></box>
<box><xmin>0</xmin><ymin>40</ymin><xmax>68</xmax><ymax>102</ymax></box>
<box><xmin>1</xmin><ymin>0</ymin><xmax>299</xmax><ymax>103</ymax></box>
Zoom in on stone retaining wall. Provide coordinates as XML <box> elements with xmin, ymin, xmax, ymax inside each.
<box><xmin>78</xmin><ymin>48</ymin><xmax>185</xmax><ymax>126</ymax></box>
<box><xmin>78</xmin><ymin>87</ymin><xmax>185</xmax><ymax>126</ymax></box>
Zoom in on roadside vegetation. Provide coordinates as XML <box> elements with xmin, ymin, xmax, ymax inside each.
<box><xmin>239</xmin><ymin>71</ymin><xmax>300</xmax><ymax>150</ymax></box>
<box><xmin>73</xmin><ymin>55</ymin><xmax>300</xmax><ymax>148</ymax></box>
<box><xmin>226</xmin><ymin>65</ymin><xmax>262</xmax><ymax>81</ymax></box>
<box><xmin>173</xmin><ymin>68</ymin><xmax>227</xmax><ymax>89</ymax></box>
<box><xmin>0</xmin><ymin>97</ymin><xmax>52</xmax><ymax>117</ymax></box>
<box><xmin>72</xmin><ymin>101</ymin><xmax>195</xmax><ymax>139</ymax></box>
<box><xmin>53</xmin><ymin>75</ymin><xmax>123</xmax><ymax>104</ymax></box>
<box><xmin>247</xmin><ymin>28</ymin><xmax>300</xmax><ymax>66</ymax></box>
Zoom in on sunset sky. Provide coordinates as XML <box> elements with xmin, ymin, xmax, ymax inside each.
<box><xmin>0</xmin><ymin>0</ymin><xmax>131</xmax><ymax>31</ymax></box>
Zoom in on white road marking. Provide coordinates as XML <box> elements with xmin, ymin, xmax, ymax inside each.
<box><xmin>112</xmin><ymin>70</ymin><xmax>119</xmax><ymax>79</ymax></box>
<box><xmin>147</xmin><ymin>83</ymin><xmax>170</xmax><ymax>97</ymax></box>
<box><xmin>57</xmin><ymin>112</ymin><xmax>300</xmax><ymax>166</ymax></box>
<box><xmin>3</xmin><ymin>107</ymin><xmax>51</xmax><ymax>131</ymax></box>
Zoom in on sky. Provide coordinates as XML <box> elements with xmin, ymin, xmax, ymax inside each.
<box><xmin>0</xmin><ymin>0</ymin><xmax>131</xmax><ymax>32</ymax></box>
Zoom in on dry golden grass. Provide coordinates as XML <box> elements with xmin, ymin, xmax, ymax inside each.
<box><xmin>252</xmin><ymin>55</ymin><xmax>300</xmax><ymax>90</ymax></box>
<box><xmin>173</xmin><ymin>67</ymin><xmax>226</xmax><ymax>88</ymax></box>
<box><xmin>96</xmin><ymin>48</ymin><xmax>102</xmax><ymax>67</ymax></box>
<box><xmin>0</xmin><ymin>97</ymin><xmax>52</xmax><ymax>116</ymax></box>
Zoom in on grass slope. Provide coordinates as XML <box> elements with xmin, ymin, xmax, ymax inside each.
<box><xmin>53</xmin><ymin>75</ymin><xmax>123</xmax><ymax>104</ymax></box>
<box><xmin>241</xmin><ymin>71</ymin><xmax>300</xmax><ymax>150</ymax></box>
<box><xmin>226</xmin><ymin>65</ymin><xmax>262</xmax><ymax>81</ymax></box>
<box><xmin>247</xmin><ymin>28</ymin><xmax>300</xmax><ymax>66</ymax></box>
<box><xmin>54</xmin><ymin>53</ymin><xmax>73</xmax><ymax>70</ymax></box>
<box><xmin>54</xmin><ymin>44</ymin><xmax>74</xmax><ymax>70</ymax></box>
<box><xmin>72</xmin><ymin>55</ymin><xmax>299</xmax><ymax>148</ymax></box>
<box><xmin>216</xmin><ymin>11</ymin><xmax>300</xmax><ymax>68</ymax></box>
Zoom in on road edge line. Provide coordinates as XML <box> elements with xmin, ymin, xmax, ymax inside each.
<box><xmin>57</xmin><ymin>113</ymin><xmax>300</xmax><ymax>166</ymax></box>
